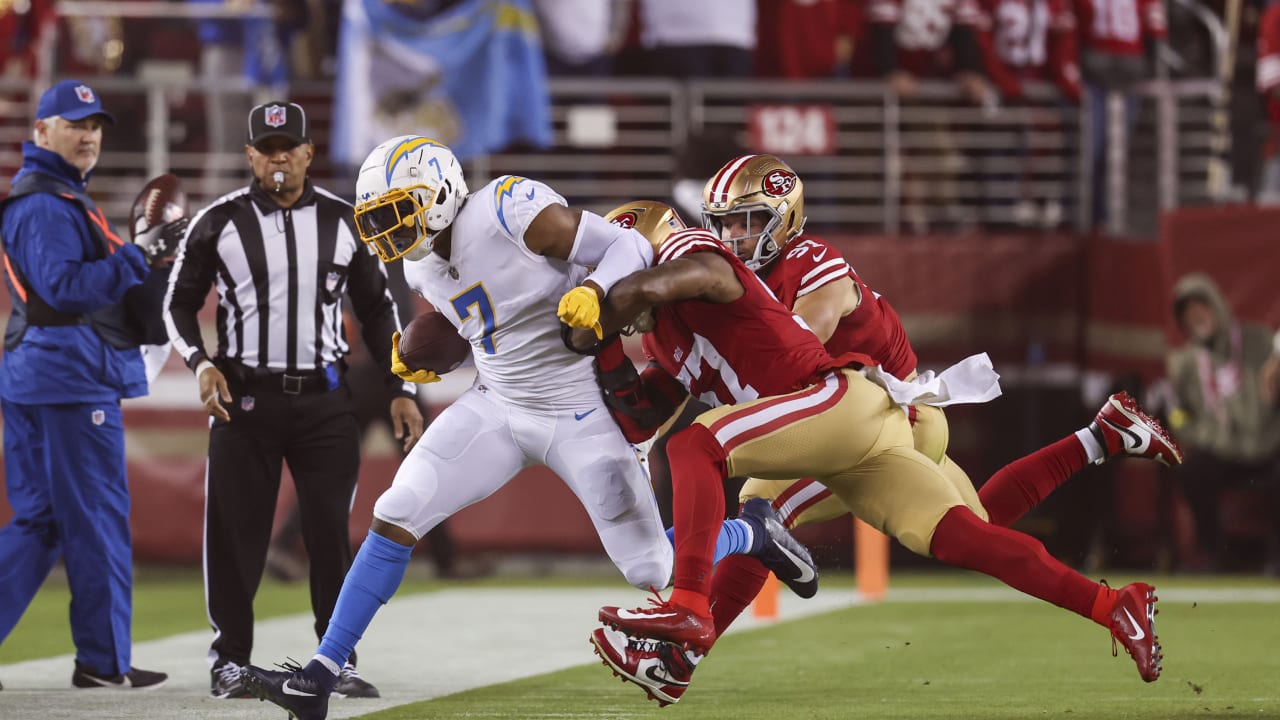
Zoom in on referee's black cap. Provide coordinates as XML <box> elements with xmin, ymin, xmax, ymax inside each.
<box><xmin>247</xmin><ymin>101</ymin><xmax>310</xmax><ymax>147</ymax></box>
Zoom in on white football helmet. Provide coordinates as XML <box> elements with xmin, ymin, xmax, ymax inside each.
<box><xmin>354</xmin><ymin>135</ymin><xmax>468</xmax><ymax>262</ymax></box>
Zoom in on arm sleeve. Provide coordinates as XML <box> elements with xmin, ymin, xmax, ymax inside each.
<box><xmin>346</xmin><ymin>234</ymin><xmax>416</xmax><ymax>398</ymax></box>
<box><xmin>164</xmin><ymin>207</ymin><xmax>223</xmax><ymax>370</ymax></box>
<box><xmin>567</xmin><ymin>211</ymin><xmax>655</xmax><ymax>294</ymax></box>
<box><xmin>5</xmin><ymin>195</ymin><xmax>149</xmax><ymax>314</ymax></box>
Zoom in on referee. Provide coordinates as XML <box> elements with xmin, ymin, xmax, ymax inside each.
<box><xmin>163</xmin><ymin>101</ymin><xmax>424</xmax><ymax>700</ymax></box>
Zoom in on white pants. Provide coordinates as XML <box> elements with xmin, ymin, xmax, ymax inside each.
<box><xmin>372</xmin><ymin>385</ymin><xmax>673</xmax><ymax>589</ymax></box>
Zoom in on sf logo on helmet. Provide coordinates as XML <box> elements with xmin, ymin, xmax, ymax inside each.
<box><xmin>611</xmin><ymin>212</ymin><xmax>638</xmax><ymax>229</ymax></box>
<box><xmin>762</xmin><ymin>169</ymin><xmax>797</xmax><ymax>197</ymax></box>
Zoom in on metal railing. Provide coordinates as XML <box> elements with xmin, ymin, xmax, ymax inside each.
<box><xmin>0</xmin><ymin>75</ymin><xmax>1221</xmax><ymax>238</ymax></box>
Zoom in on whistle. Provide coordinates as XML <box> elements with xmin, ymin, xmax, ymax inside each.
<box><xmin>273</xmin><ymin>171</ymin><xmax>284</xmax><ymax>192</ymax></box>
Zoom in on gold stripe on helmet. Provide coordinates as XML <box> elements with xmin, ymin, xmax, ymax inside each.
<box><xmin>603</xmin><ymin>200</ymin><xmax>687</xmax><ymax>255</ymax></box>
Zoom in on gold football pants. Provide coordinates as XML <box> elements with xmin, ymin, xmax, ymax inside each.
<box><xmin>693</xmin><ymin>369</ymin><xmax>982</xmax><ymax>556</ymax></box>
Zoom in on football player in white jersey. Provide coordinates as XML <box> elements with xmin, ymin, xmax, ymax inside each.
<box><xmin>240</xmin><ymin>136</ymin><xmax>817</xmax><ymax>720</ymax></box>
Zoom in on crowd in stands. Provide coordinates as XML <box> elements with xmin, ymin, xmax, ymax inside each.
<box><xmin>1</xmin><ymin>0</ymin><xmax>1278</xmax><ymax>575</ymax></box>
<box><xmin>1</xmin><ymin>0</ymin><xmax>1265</xmax><ymax>227</ymax></box>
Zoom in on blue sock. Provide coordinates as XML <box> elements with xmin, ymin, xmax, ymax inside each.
<box><xmin>312</xmin><ymin>530</ymin><xmax>413</xmax><ymax>689</ymax></box>
<box><xmin>666</xmin><ymin>519</ymin><xmax>755</xmax><ymax>566</ymax></box>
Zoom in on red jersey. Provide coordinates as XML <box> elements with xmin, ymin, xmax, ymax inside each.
<box><xmin>0</xmin><ymin>0</ymin><xmax>55</xmax><ymax>78</ymax></box>
<box><xmin>867</xmin><ymin>0</ymin><xmax>984</xmax><ymax>77</ymax></box>
<box><xmin>639</xmin><ymin>229</ymin><xmax>858</xmax><ymax>408</ymax></box>
<box><xmin>981</xmin><ymin>0</ymin><xmax>1082</xmax><ymax>99</ymax></box>
<box><xmin>762</xmin><ymin>235</ymin><xmax>919</xmax><ymax>381</ymax></box>
<box><xmin>1258</xmin><ymin>1</ymin><xmax>1280</xmax><ymax>131</ymax></box>
<box><xmin>756</xmin><ymin>0</ymin><xmax>861</xmax><ymax>79</ymax></box>
<box><xmin>866</xmin><ymin>0</ymin><xmax>1022</xmax><ymax>98</ymax></box>
<box><xmin>1073</xmin><ymin>0</ymin><xmax>1165</xmax><ymax>56</ymax></box>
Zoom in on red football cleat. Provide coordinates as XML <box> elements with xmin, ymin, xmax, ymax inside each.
<box><xmin>590</xmin><ymin>627</ymin><xmax>701</xmax><ymax>706</ymax></box>
<box><xmin>1090</xmin><ymin>392</ymin><xmax>1183</xmax><ymax>467</ymax></box>
<box><xmin>1106</xmin><ymin>582</ymin><xmax>1163</xmax><ymax>682</ymax></box>
<box><xmin>599</xmin><ymin>590</ymin><xmax>716</xmax><ymax>653</ymax></box>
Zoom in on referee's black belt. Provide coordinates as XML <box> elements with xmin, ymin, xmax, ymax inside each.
<box><xmin>227</xmin><ymin>362</ymin><xmax>338</xmax><ymax>395</ymax></box>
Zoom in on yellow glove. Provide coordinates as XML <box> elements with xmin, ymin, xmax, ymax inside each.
<box><xmin>558</xmin><ymin>286</ymin><xmax>603</xmax><ymax>340</ymax></box>
<box><xmin>390</xmin><ymin>331</ymin><xmax>441</xmax><ymax>384</ymax></box>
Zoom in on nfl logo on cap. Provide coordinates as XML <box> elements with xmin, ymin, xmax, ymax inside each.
<box><xmin>265</xmin><ymin>105</ymin><xmax>287</xmax><ymax>128</ymax></box>
<box><xmin>75</xmin><ymin>85</ymin><xmax>94</xmax><ymax>103</ymax></box>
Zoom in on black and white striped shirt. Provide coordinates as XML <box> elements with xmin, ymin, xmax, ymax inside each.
<box><xmin>165</xmin><ymin>179</ymin><xmax>412</xmax><ymax>395</ymax></box>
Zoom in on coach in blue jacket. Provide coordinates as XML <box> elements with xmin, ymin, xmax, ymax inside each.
<box><xmin>0</xmin><ymin>80</ymin><xmax>167</xmax><ymax>690</ymax></box>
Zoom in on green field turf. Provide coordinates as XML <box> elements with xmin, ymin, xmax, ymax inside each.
<box><xmin>353</xmin><ymin>579</ymin><xmax>1280</xmax><ymax>720</ymax></box>
<box><xmin>4</xmin><ymin>570</ymin><xmax>1277</xmax><ymax>719</ymax></box>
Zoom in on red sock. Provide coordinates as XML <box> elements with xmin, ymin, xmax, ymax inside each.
<box><xmin>978</xmin><ymin>436</ymin><xmax>1088</xmax><ymax>527</ymax></box>
<box><xmin>669</xmin><ymin>588</ymin><xmax>711</xmax><ymax>617</ymax></box>
<box><xmin>930</xmin><ymin>506</ymin><xmax>1100</xmax><ymax>620</ymax></box>
<box><xmin>709</xmin><ymin>555</ymin><xmax>771</xmax><ymax>636</ymax></box>
<box><xmin>667</xmin><ymin>424</ymin><xmax>728</xmax><ymax>604</ymax></box>
<box><xmin>1090</xmin><ymin>584</ymin><xmax>1119</xmax><ymax>626</ymax></box>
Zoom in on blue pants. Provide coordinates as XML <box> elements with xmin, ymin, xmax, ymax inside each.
<box><xmin>0</xmin><ymin>399</ymin><xmax>133</xmax><ymax>675</ymax></box>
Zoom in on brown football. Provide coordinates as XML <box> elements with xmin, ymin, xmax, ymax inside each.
<box><xmin>129</xmin><ymin>173</ymin><xmax>189</xmax><ymax>241</ymax></box>
<box><xmin>398</xmin><ymin>310</ymin><xmax>471</xmax><ymax>374</ymax></box>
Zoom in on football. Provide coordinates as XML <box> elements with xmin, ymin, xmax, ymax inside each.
<box><xmin>129</xmin><ymin>173</ymin><xmax>189</xmax><ymax>241</ymax></box>
<box><xmin>398</xmin><ymin>310</ymin><xmax>471</xmax><ymax>374</ymax></box>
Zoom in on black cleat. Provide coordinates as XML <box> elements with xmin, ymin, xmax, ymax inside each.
<box><xmin>332</xmin><ymin>662</ymin><xmax>380</xmax><ymax>698</ymax></box>
<box><xmin>740</xmin><ymin>498</ymin><xmax>819</xmax><ymax>598</ymax></box>
<box><xmin>71</xmin><ymin>661</ymin><xmax>168</xmax><ymax>690</ymax></box>
<box><xmin>241</xmin><ymin>661</ymin><xmax>330</xmax><ymax>720</ymax></box>
<box><xmin>211</xmin><ymin>660</ymin><xmax>252</xmax><ymax>698</ymax></box>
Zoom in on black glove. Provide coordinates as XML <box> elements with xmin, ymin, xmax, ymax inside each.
<box><xmin>593</xmin><ymin>336</ymin><xmax>684</xmax><ymax>443</ymax></box>
<box><xmin>133</xmin><ymin>216</ymin><xmax>189</xmax><ymax>268</ymax></box>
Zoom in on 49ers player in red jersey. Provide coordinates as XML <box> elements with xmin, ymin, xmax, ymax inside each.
<box><xmin>561</xmin><ymin>191</ymin><xmax>1173</xmax><ymax>707</ymax></box>
<box><xmin>982</xmin><ymin>0</ymin><xmax>1081</xmax><ymax>101</ymax></box>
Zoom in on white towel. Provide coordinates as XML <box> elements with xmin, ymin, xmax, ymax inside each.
<box><xmin>863</xmin><ymin>352</ymin><xmax>1002</xmax><ymax>412</ymax></box>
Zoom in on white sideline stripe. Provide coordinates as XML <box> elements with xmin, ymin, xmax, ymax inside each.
<box><xmin>0</xmin><ymin>584</ymin><xmax>1275</xmax><ymax>719</ymax></box>
<box><xmin>0</xmin><ymin>586</ymin><xmax>853</xmax><ymax>720</ymax></box>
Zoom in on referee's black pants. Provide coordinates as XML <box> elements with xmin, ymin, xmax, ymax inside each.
<box><xmin>205</xmin><ymin>380</ymin><xmax>361</xmax><ymax>668</ymax></box>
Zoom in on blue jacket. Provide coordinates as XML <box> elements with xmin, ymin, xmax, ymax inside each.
<box><xmin>0</xmin><ymin>143</ymin><xmax>150</xmax><ymax>404</ymax></box>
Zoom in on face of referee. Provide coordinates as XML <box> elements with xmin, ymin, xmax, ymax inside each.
<box><xmin>246</xmin><ymin>136</ymin><xmax>315</xmax><ymax>208</ymax></box>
